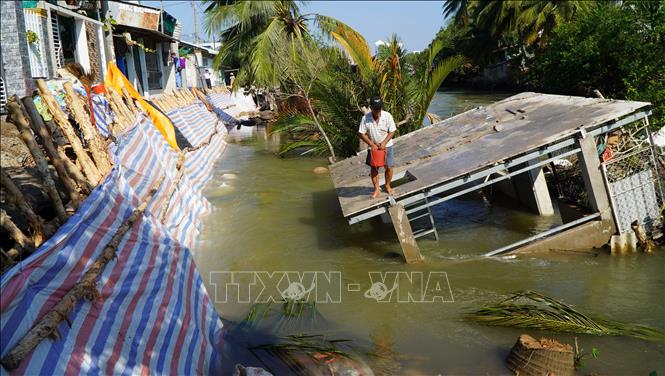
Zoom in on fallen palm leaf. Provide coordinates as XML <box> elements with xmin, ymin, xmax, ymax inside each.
<box><xmin>466</xmin><ymin>291</ymin><xmax>665</xmax><ymax>342</ymax></box>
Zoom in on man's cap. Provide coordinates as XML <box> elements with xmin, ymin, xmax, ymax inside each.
<box><xmin>370</xmin><ymin>97</ymin><xmax>383</xmax><ymax>109</ymax></box>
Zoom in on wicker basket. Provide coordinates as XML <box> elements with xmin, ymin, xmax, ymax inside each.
<box><xmin>506</xmin><ymin>334</ymin><xmax>574</xmax><ymax>376</ymax></box>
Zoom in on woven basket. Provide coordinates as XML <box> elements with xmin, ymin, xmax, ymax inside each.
<box><xmin>506</xmin><ymin>334</ymin><xmax>574</xmax><ymax>376</ymax></box>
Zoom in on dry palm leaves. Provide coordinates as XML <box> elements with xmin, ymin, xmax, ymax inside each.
<box><xmin>466</xmin><ymin>291</ymin><xmax>665</xmax><ymax>342</ymax></box>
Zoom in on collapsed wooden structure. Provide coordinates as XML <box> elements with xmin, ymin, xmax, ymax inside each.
<box><xmin>329</xmin><ymin>92</ymin><xmax>658</xmax><ymax>262</ymax></box>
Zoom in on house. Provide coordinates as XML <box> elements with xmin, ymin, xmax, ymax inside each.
<box><xmin>178</xmin><ymin>40</ymin><xmax>224</xmax><ymax>88</ymax></box>
<box><xmin>107</xmin><ymin>0</ymin><xmax>180</xmax><ymax>97</ymax></box>
<box><xmin>0</xmin><ymin>0</ymin><xmax>108</xmax><ymax>112</ymax></box>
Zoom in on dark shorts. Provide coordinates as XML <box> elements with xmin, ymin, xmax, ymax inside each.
<box><xmin>365</xmin><ymin>146</ymin><xmax>394</xmax><ymax>168</ymax></box>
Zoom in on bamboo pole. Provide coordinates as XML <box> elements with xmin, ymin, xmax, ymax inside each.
<box><xmin>0</xmin><ymin>209</ymin><xmax>35</xmax><ymax>256</ymax></box>
<box><xmin>62</xmin><ymin>83</ymin><xmax>112</xmax><ymax>174</ymax></box>
<box><xmin>0</xmin><ymin>176</ymin><xmax>165</xmax><ymax>371</ymax></box>
<box><xmin>7</xmin><ymin>100</ymin><xmax>68</xmax><ymax>222</ymax></box>
<box><xmin>20</xmin><ymin>96</ymin><xmax>85</xmax><ymax>202</ymax></box>
<box><xmin>1</xmin><ymin>170</ymin><xmax>44</xmax><ymax>246</ymax></box>
<box><xmin>36</xmin><ymin>79</ymin><xmax>102</xmax><ymax>185</ymax></box>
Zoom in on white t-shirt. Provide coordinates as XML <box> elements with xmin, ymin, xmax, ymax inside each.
<box><xmin>204</xmin><ymin>71</ymin><xmax>211</xmax><ymax>79</ymax></box>
<box><xmin>358</xmin><ymin>110</ymin><xmax>397</xmax><ymax>147</ymax></box>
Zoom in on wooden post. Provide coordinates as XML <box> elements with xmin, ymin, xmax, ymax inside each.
<box><xmin>576</xmin><ymin>135</ymin><xmax>612</xmax><ymax>221</ymax></box>
<box><xmin>1</xmin><ymin>170</ymin><xmax>45</xmax><ymax>246</ymax></box>
<box><xmin>36</xmin><ymin>79</ymin><xmax>102</xmax><ymax>185</ymax></box>
<box><xmin>20</xmin><ymin>96</ymin><xmax>85</xmax><ymax>203</ymax></box>
<box><xmin>105</xmin><ymin>86</ymin><xmax>133</xmax><ymax>132</ymax></box>
<box><xmin>0</xmin><ymin>176</ymin><xmax>164</xmax><ymax>371</ymax></box>
<box><xmin>62</xmin><ymin>83</ymin><xmax>112</xmax><ymax>174</ymax></box>
<box><xmin>0</xmin><ymin>209</ymin><xmax>35</xmax><ymax>256</ymax></box>
<box><xmin>121</xmin><ymin>87</ymin><xmax>138</xmax><ymax>114</ymax></box>
<box><xmin>6</xmin><ymin>100</ymin><xmax>68</xmax><ymax>222</ymax></box>
<box><xmin>631</xmin><ymin>220</ymin><xmax>654</xmax><ymax>253</ymax></box>
<box><xmin>387</xmin><ymin>204</ymin><xmax>423</xmax><ymax>264</ymax></box>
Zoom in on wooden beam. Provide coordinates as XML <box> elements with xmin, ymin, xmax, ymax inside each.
<box><xmin>387</xmin><ymin>204</ymin><xmax>423</xmax><ymax>264</ymax></box>
<box><xmin>20</xmin><ymin>96</ymin><xmax>87</xmax><ymax>201</ymax></box>
<box><xmin>1</xmin><ymin>170</ymin><xmax>45</xmax><ymax>246</ymax></box>
<box><xmin>36</xmin><ymin>79</ymin><xmax>102</xmax><ymax>185</ymax></box>
<box><xmin>62</xmin><ymin>82</ymin><xmax>112</xmax><ymax>174</ymax></box>
<box><xmin>6</xmin><ymin>99</ymin><xmax>68</xmax><ymax>222</ymax></box>
<box><xmin>0</xmin><ymin>209</ymin><xmax>35</xmax><ymax>256</ymax></box>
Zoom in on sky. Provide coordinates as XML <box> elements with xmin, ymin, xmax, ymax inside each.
<box><xmin>142</xmin><ymin>1</ymin><xmax>447</xmax><ymax>52</ymax></box>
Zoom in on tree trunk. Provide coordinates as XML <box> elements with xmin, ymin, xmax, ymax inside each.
<box><xmin>304</xmin><ymin>94</ymin><xmax>336</xmax><ymax>163</ymax></box>
<box><xmin>631</xmin><ymin>220</ymin><xmax>654</xmax><ymax>253</ymax></box>
<box><xmin>62</xmin><ymin>82</ymin><xmax>113</xmax><ymax>174</ymax></box>
<box><xmin>1</xmin><ymin>170</ymin><xmax>45</xmax><ymax>246</ymax></box>
<box><xmin>121</xmin><ymin>87</ymin><xmax>138</xmax><ymax>114</ymax></box>
<box><xmin>158</xmin><ymin>153</ymin><xmax>186</xmax><ymax>223</ymax></box>
<box><xmin>0</xmin><ymin>177</ymin><xmax>164</xmax><ymax>371</ymax></box>
<box><xmin>20</xmin><ymin>96</ymin><xmax>83</xmax><ymax>206</ymax></box>
<box><xmin>36</xmin><ymin>79</ymin><xmax>102</xmax><ymax>185</ymax></box>
<box><xmin>105</xmin><ymin>86</ymin><xmax>133</xmax><ymax>133</ymax></box>
<box><xmin>0</xmin><ymin>209</ymin><xmax>35</xmax><ymax>256</ymax></box>
<box><xmin>6</xmin><ymin>99</ymin><xmax>68</xmax><ymax>222</ymax></box>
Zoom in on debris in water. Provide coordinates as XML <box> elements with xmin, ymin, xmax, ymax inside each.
<box><xmin>466</xmin><ymin>290</ymin><xmax>665</xmax><ymax>342</ymax></box>
<box><xmin>506</xmin><ymin>334</ymin><xmax>574</xmax><ymax>376</ymax></box>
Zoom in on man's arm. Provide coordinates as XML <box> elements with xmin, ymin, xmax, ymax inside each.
<box><xmin>378</xmin><ymin>131</ymin><xmax>395</xmax><ymax>150</ymax></box>
<box><xmin>359</xmin><ymin>132</ymin><xmax>378</xmax><ymax>150</ymax></box>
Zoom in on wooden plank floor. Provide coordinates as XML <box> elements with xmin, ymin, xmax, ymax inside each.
<box><xmin>329</xmin><ymin>92</ymin><xmax>650</xmax><ymax>219</ymax></box>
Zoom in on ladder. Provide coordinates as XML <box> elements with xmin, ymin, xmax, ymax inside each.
<box><xmin>404</xmin><ymin>195</ymin><xmax>439</xmax><ymax>240</ymax></box>
<box><xmin>0</xmin><ymin>77</ymin><xmax>6</xmax><ymax>114</ymax></box>
<box><xmin>50</xmin><ymin>11</ymin><xmax>63</xmax><ymax>70</ymax></box>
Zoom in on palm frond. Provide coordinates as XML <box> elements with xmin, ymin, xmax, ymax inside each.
<box><xmin>250</xmin><ymin>17</ymin><xmax>284</xmax><ymax>86</ymax></box>
<box><xmin>466</xmin><ymin>291</ymin><xmax>665</xmax><ymax>342</ymax></box>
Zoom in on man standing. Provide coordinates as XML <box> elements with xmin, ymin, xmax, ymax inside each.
<box><xmin>204</xmin><ymin>69</ymin><xmax>212</xmax><ymax>89</ymax></box>
<box><xmin>172</xmin><ymin>52</ymin><xmax>183</xmax><ymax>88</ymax></box>
<box><xmin>359</xmin><ymin>97</ymin><xmax>397</xmax><ymax>199</ymax></box>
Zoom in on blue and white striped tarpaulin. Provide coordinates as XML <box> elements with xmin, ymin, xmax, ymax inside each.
<box><xmin>1</xmin><ymin>103</ymin><xmax>227</xmax><ymax>374</ymax></box>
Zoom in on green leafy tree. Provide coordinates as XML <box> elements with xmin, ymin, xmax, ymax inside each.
<box><xmin>525</xmin><ymin>2</ymin><xmax>665</xmax><ymax>128</ymax></box>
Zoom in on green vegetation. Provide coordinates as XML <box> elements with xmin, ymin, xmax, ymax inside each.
<box><xmin>466</xmin><ymin>291</ymin><xmax>665</xmax><ymax>342</ymax></box>
<box><xmin>204</xmin><ymin>1</ymin><xmax>663</xmax><ymax>157</ymax></box>
<box><xmin>439</xmin><ymin>0</ymin><xmax>664</xmax><ymax>129</ymax></box>
<box><xmin>204</xmin><ymin>0</ymin><xmax>463</xmax><ymax>159</ymax></box>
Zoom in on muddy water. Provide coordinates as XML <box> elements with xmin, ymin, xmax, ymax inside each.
<box><xmin>196</xmin><ymin>91</ymin><xmax>665</xmax><ymax>374</ymax></box>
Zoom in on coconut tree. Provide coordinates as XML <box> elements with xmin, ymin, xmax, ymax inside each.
<box><xmin>327</xmin><ymin>25</ymin><xmax>465</xmax><ymax>132</ymax></box>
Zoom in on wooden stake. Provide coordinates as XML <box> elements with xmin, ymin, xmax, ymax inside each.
<box><xmin>121</xmin><ymin>87</ymin><xmax>138</xmax><ymax>114</ymax></box>
<box><xmin>0</xmin><ymin>176</ymin><xmax>164</xmax><ymax>371</ymax></box>
<box><xmin>20</xmin><ymin>96</ymin><xmax>84</xmax><ymax>203</ymax></box>
<box><xmin>158</xmin><ymin>153</ymin><xmax>186</xmax><ymax>223</ymax></box>
<box><xmin>62</xmin><ymin>82</ymin><xmax>113</xmax><ymax>174</ymax></box>
<box><xmin>7</xmin><ymin>99</ymin><xmax>68</xmax><ymax>222</ymax></box>
<box><xmin>1</xmin><ymin>170</ymin><xmax>45</xmax><ymax>246</ymax></box>
<box><xmin>0</xmin><ymin>209</ymin><xmax>35</xmax><ymax>256</ymax></box>
<box><xmin>105</xmin><ymin>87</ymin><xmax>133</xmax><ymax>132</ymax></box>
<box><xmin>631</xmin><ymin>220</ymin><xmax>654</xmax><ymax>253</ymax></box>
<box><xmin>36</xmin><ymin>79</ymin><xmax>102</xmax><ymax>185</ymax></box>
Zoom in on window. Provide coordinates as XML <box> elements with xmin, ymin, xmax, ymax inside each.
<box><xmin>143</xmin><ymin>40</ymin><xmax>162</xmax><ymax>90</ymax></box>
